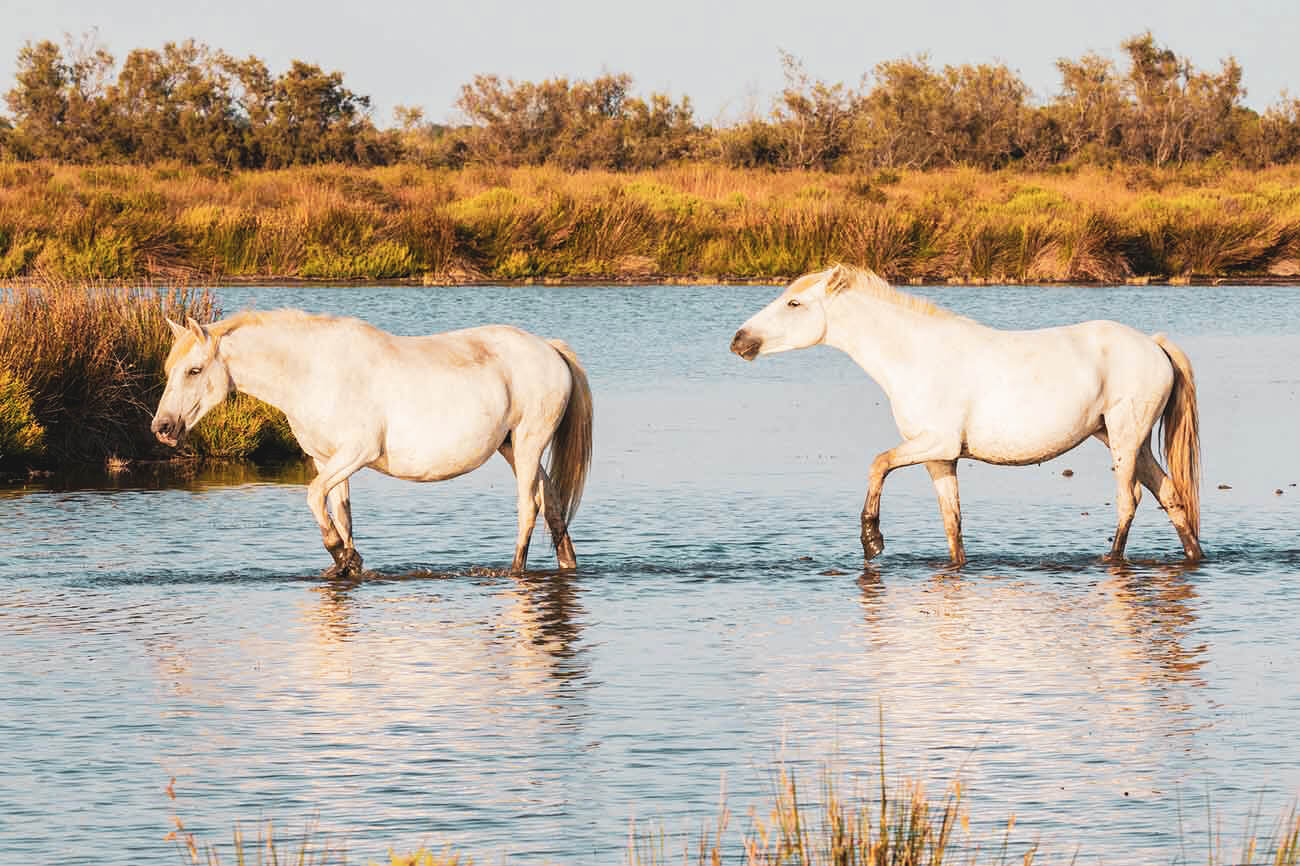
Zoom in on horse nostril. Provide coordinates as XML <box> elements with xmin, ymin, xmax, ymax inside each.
<box><xmin>730</xmin><ymin>330</ymin><xmax>761</xmax><ymax>360</ymax></box>
<box><xmin>152</xmin><ymin>415</ymin><xmax>181</xmax><ymax>445</ymax></box>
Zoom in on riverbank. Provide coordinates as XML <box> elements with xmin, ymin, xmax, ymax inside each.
<box><xmin>3</xmin><ymin>162</ymin><xmax>1299</xmax><ymax>284</ymax></box>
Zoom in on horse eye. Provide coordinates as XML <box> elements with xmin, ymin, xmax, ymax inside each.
<box><xmin>187</xmin><ymin>366</ymin><xmax>202</xmax><ymax>377</ymax></box>
<box><xmin>787</xmin><ymin>298</ymin><xmax>801</xmax><ymax>308</ymax></box>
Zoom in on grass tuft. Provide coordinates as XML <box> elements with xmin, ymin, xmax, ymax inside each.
<box><xmin>0</xmin><ymin>278</ymin><xmax>303</xmax><ymax>469</ymax></box>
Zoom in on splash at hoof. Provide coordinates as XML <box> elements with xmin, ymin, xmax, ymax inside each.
<box><xmin>324</xmin><ymin>548</ymin><xmax>364</xmax><ymax>579</ymax></box>
<box><xmin>861</xmin><ymin>523</ymin><xmax>885</xmax><ymax>561</ymax></box>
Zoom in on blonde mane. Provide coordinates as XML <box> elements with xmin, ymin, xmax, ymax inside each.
<box><xmin>825</xmin><ymin>264</ymin><xmax>958</xmax><ymax>319</ymax></box>
<box><xmin>164</xmin><ymin>309</ymin><xmax>362</xmax><ymax>373</ymax></box>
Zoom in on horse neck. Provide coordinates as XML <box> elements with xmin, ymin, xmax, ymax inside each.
<box><xmin>217</xmin><ymin>322</ymin><xmax>316</xmax><ymax>415</ymax></box>
<box><xmin>821</xmin><ymin>292</ymin><xmax>948</xmax><ymax>397</ymax></box>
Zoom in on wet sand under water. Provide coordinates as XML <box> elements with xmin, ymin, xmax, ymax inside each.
<box><xmin>1</xmin><ymin>283</ymin><xmax>1299</xmax><ymax>865</ymax></box>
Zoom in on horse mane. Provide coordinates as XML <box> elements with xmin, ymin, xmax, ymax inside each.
<box><xmin>825</xmin><ymin>264</ymin><xmax>958</xmax><ymax>319</ymax></box>
<box><xmin>164</xmin><ymin>308</ymin><xmax>365</xmax><ymax>372</ymax></box>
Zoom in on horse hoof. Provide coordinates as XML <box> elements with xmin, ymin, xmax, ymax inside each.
<box><xmin>324</xmin><ymin>549</ymin><xmax>364</xmax><ymax>579</ymax></box>
<box><xmin>861</xmin><ymin>527</ymin><xmax>885</xmax><ymax>561</ymax></box>
<box><xmin>556</xmin><ymin>536</ymin><xmax>578</xmax><ymax>570</ymax></box>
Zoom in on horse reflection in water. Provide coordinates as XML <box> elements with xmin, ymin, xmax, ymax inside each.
<box><xmin>732</xmin><ymin>264</ymin><xmax>1203</xmax><ymax>566</ymax></box>
<box><xmin>151</xmin><ymin>312</ymin><xmax>592</xmax><ymax>577</ymax></box>
<box><xmin>493</xmin><ymin>571</ymin><xmax>589</xmax><ymax>688</ymax></box>
<box><xmin>855</xmin><ymin>562</ymin><xmax>1208</xmax><ymax>692</ymax></box>
<box><xmin>302</xmin><ymin>570</ymin><xmax>591</xmax><ymax>705</ymax></box>
<box><xmin>1097</xmin><ymin>561</ymin><xmax>1208</xmax><ymax>692</ymax></box>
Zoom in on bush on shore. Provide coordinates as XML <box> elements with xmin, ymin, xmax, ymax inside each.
<box><xmin>0</xmin><ymin>281</ymin><xmax>302</xmax><ymax>471</ymax></box>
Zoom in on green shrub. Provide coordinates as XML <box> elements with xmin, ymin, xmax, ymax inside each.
<box><xmin>185</xmin><ymin>393</ymin><xmax>301</xmax><ymax>461</ymax></box>
<box><xmin>0</xmin><ymin>368</ymin><xmax>46</xmax><ymax>464</ymax></box>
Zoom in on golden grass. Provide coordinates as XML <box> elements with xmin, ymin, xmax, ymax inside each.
<box><xmin>0</xmin><ymin>278</ymin><xmax>302</xmax><ymax>468</ymax></box>
<box><xmin>3</xmin><ymin>162</ymin><xmax>1300</xmax><ymax>283</ymax></box>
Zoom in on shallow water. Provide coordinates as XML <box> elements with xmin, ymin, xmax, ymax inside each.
<box><xmin>2</xmin><ymin>283</ymin><xmax>1299</xmax><ymax>865</ymax></box>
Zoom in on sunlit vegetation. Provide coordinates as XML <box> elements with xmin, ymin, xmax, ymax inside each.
<box><xmin>161</xmin><ymin>761</ymin><xmax>1300</xmax><ymax>865</ymax></box>
<box><xmin>1</xmin><ymin>160</ymin><xmax>1298</xmax><ymax>284</ymax></box>
<box><xmin>3</xmin><ymin>32</ymin><xmax>1299</xmax><ymax>173</ymax></box>
<box><xmin>1</xmin><ymin>32</ymin><xmax>1298</xmax><ymax>285</ymax></box>
<box><xmin>0</xmin><ymin>280</ymin><xmax>301</xmax><ymax>470</ymax></box>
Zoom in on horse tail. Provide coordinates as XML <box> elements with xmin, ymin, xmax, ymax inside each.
<box><xmin>545</xmin><ymin>339</ymin><xmax>593</xmax><ymax>542</ymax></box>
<box><xmin>1153</xmin><ymin>333</ymin><xmax>1201</xmax><ymax>538</ymax></box>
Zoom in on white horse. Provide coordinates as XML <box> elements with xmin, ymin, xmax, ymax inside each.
<box><xmin>730</xmin><ymin>264</ymin><xmax>1202</xmax><ymax>566</ymax></box>
<box><xmin>152</xmin><ymin>310</ymin><xmax>593</xmax><ymax>577</ymax></box>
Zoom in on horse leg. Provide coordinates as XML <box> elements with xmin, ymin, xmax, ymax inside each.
<box><xmin>500</xmin><ymin>432</ymin><xmax>545</xmax><ymax>575</ymax></box>
<box><xmin>1093</xmin><ymin>430</ymin><xmax>1144</xmax><ymax>509</ymax></box>
<box><xmin>1098</xmin><ymin>407</ymin><xmax>1148</xmax><ymax>562</ymax></box>
<box><xmin>327</xmin><ymin>479</ymin><xmax>356</xmax><ymax>571</ymax></box>
<box><xmin>500</xmin><ymin>439</ymin><xmax>577</xmax><ymax>570</ymax></box>
<box><xmin>308</xmin><ymin>450</ymin><xmax>373</xmax><ymax>576</ymax></box>
<box><xmin>861</xmin><ymin>432</ymin><xmax>962</xmax><ymax>563</ymax></box>
<box><xmin>1105</xmin><ymin>453</ymin><xmax>1140</xmax><ymax>562</ymax></box>
<box><xmin>1136</xmin><ymin>441</ymin><xmax>1204</xmax><ymax>561</ymax></box>
<box><xmin>537</xmin><ymin>466</ymin><xmax>578</xmax><ymax>569</ymax></box>
<box><xmin>925</xmin><ymin>460</ymin><xmax>966</xmax><ymax>566</ymax></box>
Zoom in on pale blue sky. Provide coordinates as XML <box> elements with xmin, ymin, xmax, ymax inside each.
<box><xmin>2</xmin><ymin>0</ymin><xmax>1296</xmax><ymax>126</ymax></box>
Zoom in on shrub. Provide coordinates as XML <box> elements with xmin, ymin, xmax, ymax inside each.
<box><xmin>0</xmin><ymin>282</ymin><xmax>215</xmax><ymax>463</ymax></box>
<box><xmin>0</xmin><ymin>368</ymin><xmax>46</xmax><ymax>465</ymax></box>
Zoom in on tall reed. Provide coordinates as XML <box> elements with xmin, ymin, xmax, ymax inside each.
<box><xmin>0</xmin><ymin>279</ymin><xmax>301</xmax><ymax>468</ymax></box>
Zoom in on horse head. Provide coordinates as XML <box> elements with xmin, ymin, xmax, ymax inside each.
<box><xmin>730</xmin><ymin>264</ymin><xmax>849</xmax><ymax>360</ymax></box>
<box><xmin>151</xmin><ymin>317</ymin><xmax>233</xmax><ymax>447</ymax></box>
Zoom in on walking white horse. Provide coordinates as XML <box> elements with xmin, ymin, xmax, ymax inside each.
<box><xmin>152</xmin><ymin>310</ymin><xmax>593</xmax><ymax>577</ymax></box>
<box><xmin>730</xmin><ymin>264</ymin><xmax>1202</xmax><ymax>565</ymax></box>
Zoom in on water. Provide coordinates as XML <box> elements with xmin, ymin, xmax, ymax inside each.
<box><xmin>2</xmin><ymin>283</ymin><xmax>1299</xmax><ymax>865</ymax></box>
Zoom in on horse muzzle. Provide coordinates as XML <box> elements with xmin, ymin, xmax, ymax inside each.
<box><xmin>151</xmin><ymin>415</ymin><xmax>185</xmax><ymax>447</ymax></box>
<box><xmin>730</xmin><ymin>329</ymin><xmax>762</xmax><ymax>361</ymax></box>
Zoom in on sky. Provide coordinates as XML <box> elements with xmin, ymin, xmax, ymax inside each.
<box><xmin>2</xmin><ymin>0</ymin><xmax>1297</xmax><ymax>127</ymax></box>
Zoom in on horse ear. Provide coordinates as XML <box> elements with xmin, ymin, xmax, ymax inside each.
<box><xmin>165</xmin><ymin>318</ymin><xmax>187</xmax><ymax>340</ymax></box>
<box><xmin>825</xmin><ymin>263</ymin><xmax>851</xmax><ymax>295</ymax></box>
<box><xmin>184</xmin><ymin>317</ymin><xmax>215</xmax><ymax>352</ymax></box>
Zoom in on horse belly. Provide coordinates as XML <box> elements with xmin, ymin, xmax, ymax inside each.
<box><xmin>961</xmin><ymin>379</ymin><xmax>1104</xmax><ymax>466</ymax></box>
<box><xmin>372</xmin><ymin>376</ymin><xmax>510</xmax><ymax>482</ymax></box>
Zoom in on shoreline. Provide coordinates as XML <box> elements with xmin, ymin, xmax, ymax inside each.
<box><xmin>8</xmin><ymin>274</ymin><xmax>1300</xmax><ymax>289</ymax></box>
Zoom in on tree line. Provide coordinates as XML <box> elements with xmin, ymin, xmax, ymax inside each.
<box><xmin>2</xmin><ymin>32</ymin><xmax>1298</xmax><ymax>171</ymax></box>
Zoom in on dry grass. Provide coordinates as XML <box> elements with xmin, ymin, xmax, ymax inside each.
<box><xmin>158</xmin><ymin>756</ymin><xmax>1299</xmax><ymax>866</ymax></box>
<box><xmin>3</xmin><ymin>162</ymin><xmax>1300</xmax><ymax>284</ymax></box>
<box><xmin>628</xmin><ymin>764</ymin><xmax>1300</xmax><ymax>866</ymax></box>
<box><xmin>0</xmin><ymin>278</ymin><xmax>302</xmax><ymax>468</ymax></box>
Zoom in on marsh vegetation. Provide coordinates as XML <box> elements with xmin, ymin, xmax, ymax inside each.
<box><xmin>1</xmin><ymin>31</ymin><xmax>1298</xmax><ymax>286</ymax></box>
<box><xmin>0</xmin><ymin>281</ymin><xmax>298</xmax><ymax>470</ymax></box>
<box><xmin>1</xmin><ymin>161</ymin><xmax>1298</xmax><ymax>286</ymax></box>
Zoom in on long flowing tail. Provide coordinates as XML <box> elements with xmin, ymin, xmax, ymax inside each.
<box><xmin>545</xmin><ymin>339</ymin><xmax>593</xmax><ymax>544</ymax></box>
<box><xmin>1153</xmin><ymin>334</ymin><xmax>1200</xmax><ymax>538</ymax></box>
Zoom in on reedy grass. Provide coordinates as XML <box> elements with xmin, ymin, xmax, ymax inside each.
<box><xmin>166</xmin><ymin>763</ymin><xmax>1298</xmax><ymax>866</ymax></box>
<box><xmin>4</xmin><ymin>162</ymin><xmax>1300</xmax><ymax>284</ymax></box>
<box><xmin>0</xmin><ymin>278</ymin><xmax>302</xmax><ymax>469</ymax></box>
